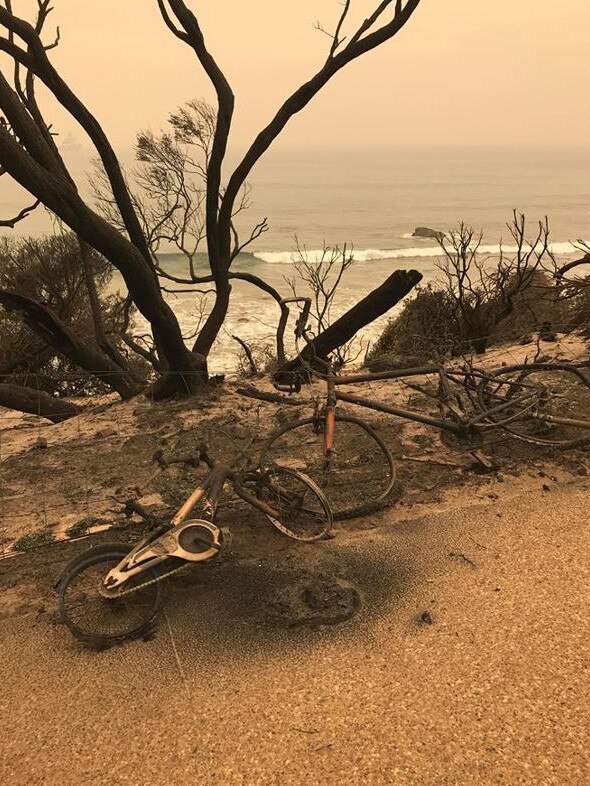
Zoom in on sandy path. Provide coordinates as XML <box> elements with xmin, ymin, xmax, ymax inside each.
<box><xmin>1</xmin><ymin>481</ymin><xmax>588</xmax><ymax>786</ymax></box>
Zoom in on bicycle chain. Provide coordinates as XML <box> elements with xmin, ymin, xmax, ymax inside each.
<box><xmin>102</xmin><ymin>527</ymin><xmax>231</xmax><ymax>598</ymax></box>
<box><xmin>101</xmin><ymin>560</ymin><xmax>191</xmax><ymax>598</ymax></box>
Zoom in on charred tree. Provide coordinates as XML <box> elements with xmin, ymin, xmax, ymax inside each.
<box><xmin>0</xmin><ymin>290</ymin><xmax>141</xmax><ymax>399</ymax></box>
<box><xmin>0</xmin><ymin>1</ymin><xmax>423</xmax><ymax>396</ymax></box>
<box><xmin>274</xmin><ymin>269</ymin><xmax>423</xmax><ymax>379</ymax></box>
<box><xmin>0</xmin><ymin>382</ymin><xmax>80</xmax><ymax>422</ymax></box>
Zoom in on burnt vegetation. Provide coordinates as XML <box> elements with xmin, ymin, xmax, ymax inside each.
<box><xmin>0</xmin><ymin>0</ymin><xmax>425</xmax><ymax>420</ymax></box>
<box><xmin>368</xmin><ymin>213</ymin><xmax>587</xmax><ymax>367</ymax></box>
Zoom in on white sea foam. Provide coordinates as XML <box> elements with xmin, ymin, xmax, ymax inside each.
<box><xmin>253</xmin><ymin>248</ymin><xmax>399</xmax><ymax>264</ymax></box>
<box><xmin>253</xmin><ymin>241</ymin><xmax>583</xmax><ymax>264</ymax></box>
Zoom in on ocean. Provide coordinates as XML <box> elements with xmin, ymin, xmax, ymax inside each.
<box><xmin>2</xmin><ymin>145</ymin><xmax>590</xmax><ymax>373</ymax></box>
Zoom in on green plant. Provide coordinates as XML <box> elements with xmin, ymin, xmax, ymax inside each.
<box><xmin>154</xmin><ymin>470</ymin><xmax>196</xmax><ymax>509</ymax></box>
<box><xmin>65</xmin><ymin>516</ymin><xmax>108</xmax><ymax>539</ymax></box>
<box><xmin>109</xmin><ymin>517</ymin><xmax>140</xmax><ymax>531</ymax></box>
<box><xmin>369</xmin><ymin>215</ymin><xmax>565</xmax><ymax>368</ymax></box>
<box><xmin>13</xmin><ymin>529</ymin><xmax>56</xmax><ymax>552</ymax></box>
<box><xmin>0</xmin><ymin>486</ymin><xmax>16</xmax><ymax>498</ymax></box>
<box><xmin>0</xmin><ymin>232</ymin><xmax>141</xmax><ymax>398</ymax></box>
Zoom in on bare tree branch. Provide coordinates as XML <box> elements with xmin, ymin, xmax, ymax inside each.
<box><xmin>219</xmin><ymin>1</ymin><xmax>422</xmax><ymax>242</ymax></box>
<box><xmin>0</xmin><ymin>197</ymin><xmax>40</xmax><ymax>227</ymax></box>
<box><xmin>436</xmin><ymin>212</ymin><xmax>555</xmax><ymax>353</ymax></box>
<box><xmin>232</xmin><ymin>334</ymin><xmax>258</xmax><ymax>375</ymax></box>
<box><xmin>156</xmin><ymin>0</ymin><xmax>189</xmax><ymax>42</ymax></box>
<box><xmin>330</xmin><ymin>0</ymin><xmax>352</xmax><ymax>57</ymax></box>
<box><xmin>0</xmin><ymin>6</ymin><xmax>154</xmax><ymax>265</ymax></box>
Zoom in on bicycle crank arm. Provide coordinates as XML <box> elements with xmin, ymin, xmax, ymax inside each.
<box><xmin>102</xmin><ymin>521</ymin><xmax>225</xmax><ymax>592</ymax></box>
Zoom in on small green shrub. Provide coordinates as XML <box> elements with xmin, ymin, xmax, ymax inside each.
<box><xmin>65</xmin><ymin>516</ymin><xmax>108</xmax><ymax>538</ymax></box>
<box><xmin>109</xmin><ymin>517</ymin><xmax>139</xmax><ymax>531</ymax></box>
<box><xmin>368</xmin><ymin>272</ymin><xmax>568</xmax><ymax>369</ymax></box>
<box><xmin>154</xmin><ymin>470</ymin><xmax>196</xmax><ymax>508</ymax></box>
<box><xmin>13</xmin><ymin>529</ymin><xmax>56</xmax><ymax>552</ymax></box>
<box><xmin>0</xmin><ymin>486</ymin><xmax>16</xmax><ymax>498</ymax></box>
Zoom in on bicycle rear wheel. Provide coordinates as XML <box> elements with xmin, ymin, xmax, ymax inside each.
<box><xmin>57</xmin><ymin>543</ymin><xmax>163</xmax><ymax>648</ymax></box>
<box><xmin>475</xmin><ymin>367</ymin><xmax>543</xmax><ymax>427</ymax></box>
<box><xmin>260</xmin><ymin>414</ymin><xmax>396</xmax><ymax>518</ymax></box>
<box><xmin>256</xmin><ymin>466</ymin><xmax>332</xmax><ymax>541</ymax></box>
<box><xmin>477</xmin><ymin>364</ymin><xmax>590</xmax><ymax>447</ymax></box>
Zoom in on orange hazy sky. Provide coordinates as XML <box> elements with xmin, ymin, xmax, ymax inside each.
<box><xmin>5</xmin><ymin>1</ymin><xmax>590</xmax><ymax>152</ymax></box>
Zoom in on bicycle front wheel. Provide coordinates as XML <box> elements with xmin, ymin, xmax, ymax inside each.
<box><xmin>256</xmin><ymin>466</ymin><xmax>333</xmax><ymax>541</ymax></box>
<box><xmin>260</xmin><ymin>414</ymin><xmax>396</xmax><ymax>518</ymax></box>
<box><xmin>477</xmin><ymin>364</ymin><xmax>590</xmax><ymax>447</ymax></box>
<box><xmin>57</xmin><ymin>543</ymin><xmax>163</xmax><ymax>648</ymax></box>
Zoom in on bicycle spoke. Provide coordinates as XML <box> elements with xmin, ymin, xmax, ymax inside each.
<box><xmin>58</xmin><ymin>545</ymin><xmax>162</xmax><ymax>645</ymax></box>
<box><xmin>255</xmin><ymin>466</ymin><xmax>332</xmax><ymax>541</ymax></box>
<box><xmin>261</xmin><ymin>415</ymin><xmax>395</xmax><ymax>518</ymax></box>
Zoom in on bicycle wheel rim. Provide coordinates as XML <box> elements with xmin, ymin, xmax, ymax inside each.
<box><xmin>478</xmin><ymin>364</ymin><xmax>590</xmax><ymax>447</ymax></box>
<box><xmin>260</xmin><ymin>415</ymin><xmax>396</xmax><ymax>519</ymax></box>
<box><xmin>58</xmin><ymin>544</ymin><xmax>162</xmax><ymax>646</ymax></box>
<box><xmin>257</xmin><ymin>466</ymin><xmax>332</xmax><ymax>541</ymax></box>
<box><xmin>476</xmin><ymin>368</ymin><xmax>543</xmax><ymax>426</ymax></box>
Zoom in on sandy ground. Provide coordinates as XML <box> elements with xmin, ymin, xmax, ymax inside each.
<box><xmin>1</xmin><ymin>331</ymin><xmax>589</xmax><ymax>553</ymax></box>
<box><xmin>1</xmin><ymin>334</ymin><xmax>589</xmax><ymax>784</ymax></box>
<box><xmin>1</xmin><ymin>477</ymin><xmax>589</xmax><ymax>786</ymax></box>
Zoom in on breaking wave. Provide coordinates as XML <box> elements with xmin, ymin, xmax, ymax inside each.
<box><xmin>252</xmin><ymin>241</ymin><xmax>582</xmax><ymax>264</ymax></box>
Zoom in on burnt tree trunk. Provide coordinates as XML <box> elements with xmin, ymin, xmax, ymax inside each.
<box><xmin>192</xmin><ymin>279</ymin><xmax>231</xmax><ymax>358</ymax></box>
<box><xmin>0</xmin><ymin>0</ymin><xmax>423</xmax><ymax>392</ymax></box>
<box><xmin>0</xmin><ymin>383</ymin><xmax>81</xmax><ymax>422</ymax></box>
<box><xmin>162</xmin><ymin>0</ymin><xmax>423</xmax><ymax>367</ymax></box>
<box><xmin>78</xmin><ymin>238</ymin><xmax>142</xmax><ymax>379</ymax></box>
<box><xmin>0</xmin><ymin>98</ymin><xmax>205</xmax><ymax>395</ymax></box>
<box><xmin>0</xmin><ymin>290</ymin><xmax>142</xmax><ymax>399</ymax></box>
<box><xmin>274</xmin><ymin>269</ymin><xmax>423</xmax><ymax>379</ymax></box>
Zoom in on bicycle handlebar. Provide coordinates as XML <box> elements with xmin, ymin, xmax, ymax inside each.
<box><xmin>273</xmin><ymin>297</ymin><xmax>336</xmax><ymax>390</ymax></box>
<box><xmin>279</xmin><ymin>297</ymin><xmax>312</xmax><ymax>341</ymax></box>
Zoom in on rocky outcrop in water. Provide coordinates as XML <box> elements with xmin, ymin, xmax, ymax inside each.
<box><xmin>412</xmin><ymin>226</ymin><xmax>445</xmax><ymax>241</ymax></box>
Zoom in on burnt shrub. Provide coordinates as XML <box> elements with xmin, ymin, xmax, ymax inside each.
<box><xmin>367</xmin><ymin>285</ymin><xmax>461</xmax><ymax>368</ymax></box>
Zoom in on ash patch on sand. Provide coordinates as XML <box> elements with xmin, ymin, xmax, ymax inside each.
<box><xmin>267</xmin><ymin>574</ymin><xmax>361</xmax><ymax>627</ymax></box>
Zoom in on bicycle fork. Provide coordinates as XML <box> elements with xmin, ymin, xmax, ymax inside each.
<box><xmin>322</xmin><ymin>375</ymin><xmax>337</xmax><ymax>468</ymax></box>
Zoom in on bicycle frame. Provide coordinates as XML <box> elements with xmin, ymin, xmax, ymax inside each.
<box><xmin>273</xmin><ymin>296</ymin><xmax>590</xmax><ymax>441</ymax></box>
<box><xmin>274</xmin><ymin>297</ymin><xmax>474</xmax><ymax>438</ymax></box>
<box><xmin>275</xmin><ymin>350</ymin><xmax>538</xmax><ymax>438</ymax></box>
<box><xmin>101</xmin><ymin>457</ymin><xmax>294</xmax><ymax>594</ymax></box>
<box><xmin>333</xmin><ymin>367</ymin><xmax>541</xmax><ymax>436</ymax></box>
<box><xmin>299</xmin><ymin>361</ymin><xmax>590</xmax><ymax>438</ymax></box>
